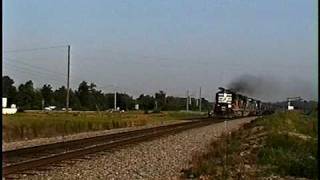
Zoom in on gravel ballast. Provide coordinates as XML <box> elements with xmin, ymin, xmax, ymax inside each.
<box><xmin>9</xmin><ymin>117</ymin><xmax>256</xmax><ymax>180</ymax></box>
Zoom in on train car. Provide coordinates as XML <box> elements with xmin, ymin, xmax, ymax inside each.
<box><xmin>213</xmin><ymin>87</ymin><xmax>262</xmax><ymax>118</ymax></box>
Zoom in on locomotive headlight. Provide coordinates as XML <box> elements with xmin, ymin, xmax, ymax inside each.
<box><xmin>228</xmin><ymin>104</ymin><xmax>232</xmax><ymax>108</ymax></box>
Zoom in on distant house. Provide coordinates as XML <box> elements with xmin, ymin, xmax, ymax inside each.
<box><xmin>2</xmin><ymin>97</ymin><xmax>17</xmax><ymax>115</ymax></box>
<box><xmin>135</xmin><ymin>104</ymin><xmax>139</xmax><ymax>110</ymax></box>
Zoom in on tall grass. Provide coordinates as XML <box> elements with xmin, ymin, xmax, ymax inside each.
<box><xmin>257</xmin><ymin>111</ymin><xmax>318</xmax><ymax>179</ymax></box>
<box><xmin>258</xmin><ymin>134</ymin><xmax>317</xmax><ymax>178</ymax></box>
<box><xmin>2</xmin><ymin>111</ymin><xmax>205</xmax><ymax>142</ymax></box>
<box><xmin>256</xmin><ymin>111</ymin><xmax>318</xmax><ymax>138</ymax></box>
<box><xmin>185</xmin><ymin>111</ymin><xmax>318</xmax><ymax>179</ymax></box>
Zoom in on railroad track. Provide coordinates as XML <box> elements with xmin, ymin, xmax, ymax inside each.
<box><xmin>3</xmin><ymin>118</ymin><xmax>220</xmax><ymax>177</ymax></box>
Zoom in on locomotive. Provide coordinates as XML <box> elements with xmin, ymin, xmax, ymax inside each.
<box><xmin>213</xmin><ymin>87</ymin><xmax>263</xmax><ymax>118</ymax></box>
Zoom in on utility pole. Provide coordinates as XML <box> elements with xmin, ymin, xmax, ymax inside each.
<box><xmin>199</xmin><ymin>87</ymin><xmax>202</xmax><ymax>112</ymax></box>
<box><xmin>213</xmin><ymin>90</ymin><xmax>215</xmax><ymax>110</ymax></box>
<box><xmin>186</xmin><ymin>90</ymin><xmax>189</xmax><ymax>112</ymax></box>
<box><xmin>42</xmin><ymin>99</ymin><xmax>44</xmax><ymax>111</ymax></box>
<box><xmin>114</xmin><ymin>90</ymin><xmax>117</xmax><ymax>111</ymax></box>
<box><xmin>155</xmin><ymin>101</ymin><xmax>158</xmax><ymax>110</ymax></box>
<box><xmin>224</xmin><ymin>109</ymin><xmax>228</xmax><ymax>179</ymax></box>
<box><xmin>66</xmin><ymin>45</ymin><xmax>70</xmax><ymax>112</ymax></box>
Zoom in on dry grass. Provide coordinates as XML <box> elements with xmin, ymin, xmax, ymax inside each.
<box><xmin>183</xmin><ymin>111</ymin><xmax>318</xmax><ymax>179</ymax></box>
<box><xmin>2</xmin><ymin>111</ymin><xmax>205</xmax><ymax>142</ymax></box>
<box><xmin>257</xmin><ymin>111</ymin><xmax>318</xmax><ymax>179</ymax></box>
<box><xmin>182</xmin><ymin>124</ymin><xmax>263</xmax><ymax>179</ymax></box>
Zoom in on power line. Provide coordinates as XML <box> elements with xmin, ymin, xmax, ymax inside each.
<box><xmin>3</xmin><ymin>62</ymin><xmax>65</xmax><ymax>82</ymax></box>
<box><xmin>3</xmin><ymin>57</ymin><xmax>67</xmax><ymax>78</ymax></box>
<box><xmin>3</xmin><ymin>62</ymin><xmax>81</xmax><ymax>88</ymax></box>
<box><xmin>3</xmin><ymin>45</ymin><xmax>68</xmax><ymax>53</ymax></box>
<box><xmin>3</xmin><ymin>57</ymin><xmax>87</xmax><ymax>84</ymax></box>
<box><xmin>3</xmin><ymin>64</ymin><xmax>65</xmax><ymax>85</ymax></box>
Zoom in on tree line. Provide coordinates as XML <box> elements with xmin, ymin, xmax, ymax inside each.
<box><xmin>2</xmin><ymin>76</ymin><xmax>212</xmax><ymax>112</ymax></box>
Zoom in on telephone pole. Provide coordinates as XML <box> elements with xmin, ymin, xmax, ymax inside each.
<box><xmin>66</xmin><ymin>45</ymin><xmax>70</xmax><ymax>112</ymax></box>
<box><xmin>114</xmin><ymin>90</ymin><xmax>117</xmax><ymax>111</ymax></box>
<box><xmin>42</xmin><ymin>99</ymin><xmax>45</xmax><ymax>111</ymax></box>
<box><xmin>199</xmin><ymin>87</ymin><xmax>202</xmax><ymax>112</ymax></box>
<box><xmin>186</xmin><ymin>90</ymin><xmax>189</xmax><ymax>112</ymax></box>
<box><xmin>155</xmin><ymin>101</ymin><xmax>158</xmax><ymax>110</ymax></box>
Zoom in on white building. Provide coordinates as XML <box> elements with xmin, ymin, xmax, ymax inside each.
<box><xmin>2</xmin><ymin>97</ymin><xmax>17</xmax><ymax>115</ymax></box>
<box><xmin>287</xmin><ymin>101</ymin><xmax>294</xmax><ymax>110</ymax></box>
<box><xmin>3</xmin><ymin>97</ymin><xmax>7</xmax><ymax>107</ymax></box>
<box><xmin>135</xmin><ymin>104</ymin><xmax>139</xmax><ymax>110</ymax></box>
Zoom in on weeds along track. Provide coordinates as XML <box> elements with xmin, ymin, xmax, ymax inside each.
<box><xmin>3</xmin><ymin>118</ymin><xmax>223</xmax><ymax>176</ymax></box>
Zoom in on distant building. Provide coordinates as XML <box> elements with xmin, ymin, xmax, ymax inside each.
<box><xmin>2</xmin><ymin>97</ymin><xmax>17</xmax><ymax>115</ymax></box>
<box><xmin>288</xmin><ymin>105</ymin><xmax>294</xmax><ymax>110</ymax></box>
<box><xmin>3</xmin><ymin>97</ymin><xmax>7</xmax><ymax>107</ymax></box>
<box><xmin>287</xmin><ymin>101</ymin><xmax>295</xmax><ymax>110</ymax></box>
<box><xmin>135</xmin><ymin>104</ymin><xmax>139</xmax><ymax>110</ymax></box>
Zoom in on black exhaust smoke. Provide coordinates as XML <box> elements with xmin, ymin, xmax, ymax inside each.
<box><xmin>227</xmin><ymin>74</ymin><xmax>263</xmax><ymax>94</ymax></box>
<box><xmin>226</xmin><ymin>74</ymin><xmax>315</xmax><ymax>102</ymax></box>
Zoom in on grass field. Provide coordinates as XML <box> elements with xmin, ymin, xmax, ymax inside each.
<box><xmin>184</xmin><ymin>111</ymin><xmax>318</xmax><ymax>179</ymax></box>
<box><xmin>3</xmin><ymin>111</ymin><xmax>206</xmax><ymax>142</ymax></box>
<box><xmin>257</xmin><ymin>111</ymin><xmax>318</xmax><ymax>179</ymax></box>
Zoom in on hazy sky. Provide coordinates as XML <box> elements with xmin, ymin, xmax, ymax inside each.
<box><xmin>3</xmin><ymin>0</ymin><xmax>318</xmax><ymax>101</ymax></box>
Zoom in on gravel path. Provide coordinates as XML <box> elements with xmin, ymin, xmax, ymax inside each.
<box><xmin>9</xmin><ymin>117</ymin><xmax>256</xmax><ymax>180</ymax></box>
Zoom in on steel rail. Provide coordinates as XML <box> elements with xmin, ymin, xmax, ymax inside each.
<box><xmin>3</xmin><ymin>119</ymin><xmax>206</xmax><ymax>161</ymax></box>
<box><xmin>3</xmin><ymin>119</ymin><xmax>214</xmax><ymax>176</ymax></box>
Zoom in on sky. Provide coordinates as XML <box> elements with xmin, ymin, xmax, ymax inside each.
<box><xmin>3</xmin><ymin>0</ymin><xmax>318</xmax><ymax>102</ymax></box>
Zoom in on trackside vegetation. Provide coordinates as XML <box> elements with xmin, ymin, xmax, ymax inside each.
<box><xmin>257</xmin><ymin>111</ymin><xmax>318</xmax><ymax>179</ymax></box>
<box><xmin>3</xmin><ymin>111</ymin><xmax>206</xmax><ymax>142</ymax></box>
<box><xmin>183</xmin><ymin>111</ymin><xmax>318</xmax><ymax>179</ymax></box>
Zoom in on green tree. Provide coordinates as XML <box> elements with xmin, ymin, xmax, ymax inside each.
<box><xmin>77</xmin><ymin>81</ymin><xmax>91</xmax><ymax>110</ymax></box>
<box><xmin>40</xmin><ymin>84</ymin><xmax>54</xmax><ymax>106</ymax></box>
<box><xmin>94</xmin><ymin>91</ymin><xmax>108</xmax><ymax>110</ymax></box>
<box><xmin>2</xmin><ymin>76</ymin><xmax>17</xmax><ymax>106</ymax></box>
<box><xmin>70</xmin><ymin>90</ymin><xmax>81</xmax><ymax>110</ymax></box>
<box><xmin>117</xmin><ymin>93</ymin><xmax>135</xmax><ymax>110</ymax></box>
<box><xmin>155</xmin><ymin>90</ymin><xmax>166</xmax><ymax>110</ymax></box>
<box><xmin>165</xmin><ymin>96</ymin><xmax>185</xmax><ymax>111</ymax></box>
<box><xmin>16</xmin><ymin>80</ymin><xmax>41</xmax><ymax>109</ymax></box>
<box><xmin>32</xmin><ymin>89</ymin><xmax>43</xmax><ymax>109</ymax></box>
<box><xmin>137</xmin><ymin>94</ymin><xmax>155</xmax><ymax>111</ymax></box>
<box><xmin>89</xmin><ymin>83</ymin><xmax>108</xmax><ymax>110</ymax></box>
<box><xmin>53</xmin><ymin>86</ymin><xmax>67</xmax><ymax>108</ymax></box>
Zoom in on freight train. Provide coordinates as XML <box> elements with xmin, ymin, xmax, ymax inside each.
<box><xmin>212</xmin><ymin>87</ymin><xmax>269</xmax><ymax>118</ymax></box>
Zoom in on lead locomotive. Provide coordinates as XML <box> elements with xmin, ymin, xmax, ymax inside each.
<box><xmin>213</xmin><ymin>87</ymin><xmax>262</xmax><ymax>118</ymax></box>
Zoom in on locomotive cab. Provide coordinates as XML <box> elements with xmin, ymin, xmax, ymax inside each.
<box><xmin>214</xmin><ymin>87</ymin><xmax>234</xmax><ymax>118</ymax></box>
<box><xmin>213</xmin><ymin>87</ymin><xmax>262</xmax><ymax>118</ymax></box>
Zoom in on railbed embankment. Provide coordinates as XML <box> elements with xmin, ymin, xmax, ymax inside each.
<box><xmin>12</xmin><ymin>117</ymin><xmax>256</xmax><ymax>179</ymax></box>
